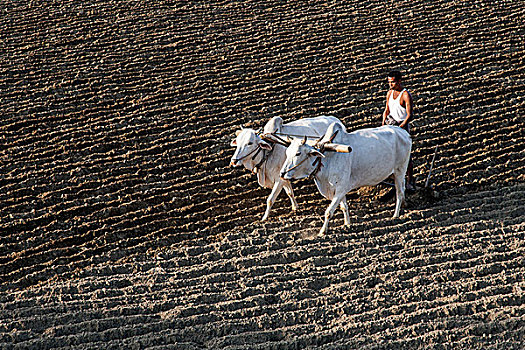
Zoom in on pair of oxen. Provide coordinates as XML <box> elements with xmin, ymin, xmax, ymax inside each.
<box><xmin>230</xmin><ymin>116</ymin><xmax>412</xmax><ymax>235</ymax></box>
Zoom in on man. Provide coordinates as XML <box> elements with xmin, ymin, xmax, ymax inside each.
<box><xmin>382</xmin><ymin>70</ymin><xmax>416</xmax><ymax>190</ymax></box>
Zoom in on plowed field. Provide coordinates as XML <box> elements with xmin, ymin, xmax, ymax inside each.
<box><xmin>1</xmin><ymin>1</ymin><xmax>524</xmax><ymax>348</ymax></box>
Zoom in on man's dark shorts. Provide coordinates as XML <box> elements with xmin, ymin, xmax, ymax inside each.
<box><xmin>385</xmin><ymin>115</ymin><xmax>410</xmax><ymax>134</ymax></box>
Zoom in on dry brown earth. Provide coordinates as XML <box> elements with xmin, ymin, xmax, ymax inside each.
<box><xmin>1</xmin><ymin>1</ymin><xmax>524</xmax><ymax>348</ymax></box>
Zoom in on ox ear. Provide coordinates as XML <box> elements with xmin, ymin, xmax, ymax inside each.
<box><xmin>230</xmin><ymin>139</ymin><xmax>237</xmax><ymax>147</ymax></box>
<box><xmin>309</xmin><ymin>149</ymin><xmax>325</xmax><ymax>158</ymax></box>
<box><xmin>259</xmin><ymin>140</ymin><xmax>272</xmax><ymax>150</ymax></box>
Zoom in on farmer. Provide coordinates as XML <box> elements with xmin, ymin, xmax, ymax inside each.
<box><xmin>382</xmin><ymin>70</ymin><xmax>416</xmax><ymax>190</ymax></box>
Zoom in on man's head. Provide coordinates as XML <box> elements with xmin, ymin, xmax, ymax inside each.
<box><xmin>388</xmin><ymin>70</ymin><xmax>403</xmax><ymax>90</ymax></box>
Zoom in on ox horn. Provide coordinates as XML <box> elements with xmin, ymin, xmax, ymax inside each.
<box><xmin>301</xmin><ymin>135</ymin><xmax>307</xmax><ymax>145</ymax></box>
<box><xmin>329</xmin><ymin>129</ymin><xmax>339</xmax><ymax>142</ymax></box>
<box><xmin>314</xmin><ymin>132</ymin><xmax>325</xmax><ymax>147</ymax></box>
<box><xmin>235</xmin><ymin>124</ymin><xmax>246</xmax><ymax>136</ymax></box>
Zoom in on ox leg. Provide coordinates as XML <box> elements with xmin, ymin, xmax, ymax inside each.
<box><xmin>339</xmin><ymin>196</ymin><xmax>350</xmax><ymax>226</ymax></box>
<box><xmin>282</xmin><ymin>180</ymin><xmax>298</xmax><ymax>212</ymax></box>
<box><xmin>262</xmin><ymin>181</ymin><xmax>284</xmax><ymax>221</ymax></box>
<box><xmin>320</xmin><ymin>194</ymin><xmax>345</xmax><ymax>235</ymax></box>
<box><xmin>393</xmin><ymin>171</ymin><xmax>406</xmax><ymax>218</ymax></box>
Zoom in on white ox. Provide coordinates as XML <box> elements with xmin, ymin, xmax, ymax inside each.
<box><xmin>230</xmin><ymin>116</ymin><xmax>345</xmax><ymax>221</ymax></box>
<box><xmin>280</xmin><ymin>122</ymin><xmax>412</xmax><ymax>235</ymax></box>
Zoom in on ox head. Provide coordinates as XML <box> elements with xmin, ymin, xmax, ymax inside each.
<box><xmin>280</xmin><ymin>137</ymin><xmax>324</xmax><ymax>180</ymax></box>
<box><xmin>230</xmin><ymin>128</ymin><xmax>271</xmax><ymax>167</ymax></box>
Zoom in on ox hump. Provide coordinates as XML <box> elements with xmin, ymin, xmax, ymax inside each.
<box><xmin>263</xmin><ymin>116</ymin><xmax>283</xmax><ymax>134</ymax></box>
<box><xmin>321</xmin><ymin>122</ymin><xmax>345</xmax><ymax>143</ymax></box>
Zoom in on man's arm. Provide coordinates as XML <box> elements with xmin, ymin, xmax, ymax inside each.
<box><xmin>382</xmin><ymin>90</ymin><xmax>391</xmax><ymax>125</ymax></box>
<box><xmin>399</xmin><ymin>91</ymin><xmax>413</xmax><ymax>129</ymax></box>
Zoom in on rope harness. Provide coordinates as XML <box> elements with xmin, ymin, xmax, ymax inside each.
<box><xmin>253</xmin><ymin>147</ymin><xmax>271</xmax><ymax>173</ymax></box>
<box><xmin>309</xmin><ymin>155</ymin><xmax>324</xmax><ymax>180</ymax></box>
<box><xmin>251</xmin><ymin>131</ymin><xmax>294</xmax><ymax>173</ymax></box>
<box><xmin>282</xmin><ymin>129</ymin><xmax>340</xmax><ymax>179</ymax></box>
<box><xmin>306</xmin><ymin>129</ymin><xmax>339</xmax><ymax>179</ymax></box>
<box><xmin>281</xmin><ymin>152</ymin><xmax>324</xmax><ymax>179</ymax></box>
<box><xmin>232</xmin><ymin>144</ymin><xmax>262</xmax><ymax>164</ymax></box>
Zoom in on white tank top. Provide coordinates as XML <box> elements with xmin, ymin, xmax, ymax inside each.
<box><xmin>388</xmin><ymin>89</ymin><xmax>408</xmax><ymax>123</ymax></box>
